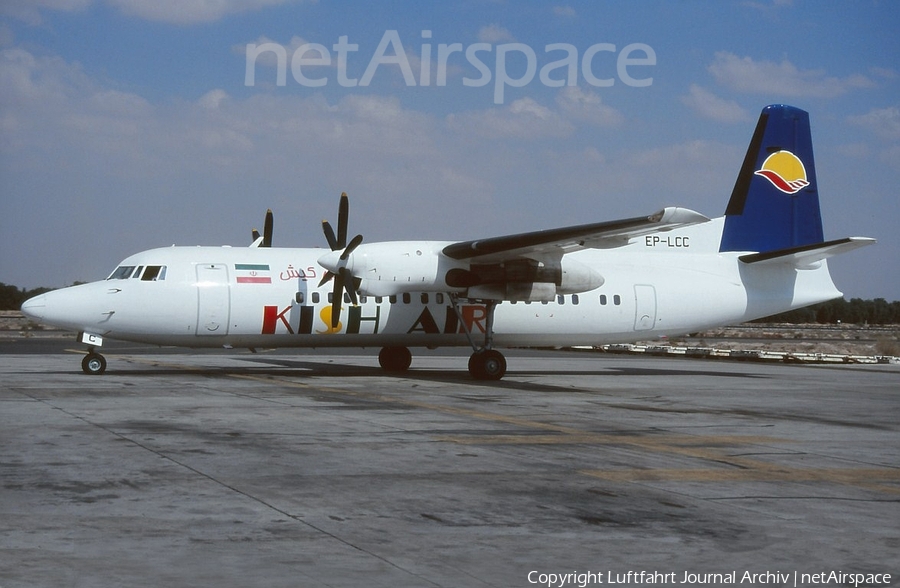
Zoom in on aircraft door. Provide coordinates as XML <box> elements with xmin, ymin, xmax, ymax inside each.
<box><xmin>196</xmin><ymin>263</ymin><xmax>230</xmax><ymax>336</ymax></box>
<box><xmin>633</xmin><ymin>284</ymin><xmax>657</xmax><ymax>331</ymax></box>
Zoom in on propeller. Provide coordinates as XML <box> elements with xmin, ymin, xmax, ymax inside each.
<box><xmin>318</xmin><ymin>192</ymin><xmax>363</xmax><ymax>328</ymax></box>
<box><xmin>251</xmin><ymin>209</ymin><xmax>274</xmax><ymax>247</ymax></box>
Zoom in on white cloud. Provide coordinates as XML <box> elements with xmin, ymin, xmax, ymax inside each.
<box><xmin>741</xmin><ymin>0</ymin><xmax>793</xmax><ymax>12</ymax></box>
<box><xmin>869</xmin><ymin>66</ymin><xmax>898</xmax><ymax>80</ymax></box>
<box><xmin>0</xmin><ymin>0</ymin><xmax>92</xmax><ymax>25</ymax></box>
<box><xmin>106</xmin><ymin>0</ymin><xmax>305</xmax><ymax>24</ymax></box>
<box><xmin>477</xmin><ymin>25</ymin><xmax>515</xmax><ymax>44</ymax></box>
<box><xmin>445</xmin><ymin>90</ymin><xmax>621</xmax><ymax>140</ymax></box>
<box><xmin>680</xmin><ymin>84</ymin><xmax>750</xmax><ymax>123</ymax></box>
<box><xmin>2</xmin><ymin>0</ymin><xmax>306</xmax><ymax>26</ymax></box>
<box><xmin>708</xmin><ymin>51</ymin><xmax>875</xmax><ymax>98</ymax></box>
<box><xmin>447</xmin><ymin>97</ymin><xmax>573</xmax><ymax>139</ymax></box>
<box><xmin>848</xmin><ymin>106</ymin><xmax>900</xmax><ymax>141</ymax></box>
<box><xmin>555</xmin><ymin>86</ymin><xmax>623</xmax><ymax>127</ymax></box>
<box><xmin>617</xmin><ymin>139</ymin><xmax>743</xmax><ymax>213</ymax></box>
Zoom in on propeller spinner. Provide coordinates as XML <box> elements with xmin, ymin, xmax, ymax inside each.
<box><xmin>318</xmin><ymin>192</ymin><xmax>363</xmax><ymax>328</ymax></box>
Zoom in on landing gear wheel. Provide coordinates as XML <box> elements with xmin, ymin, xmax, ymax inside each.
<box><xmin>468</xmin><ymin>349</ymin><xmax>506</xmax><ymax>381</ymax></box>
<box><xmin>378</xmin><ymin>346</ymin><xmax>412</xmax><ymax>373</ymax></box>
<box><xmin>81</xmin><ymin>352</ymin><xmax>107</xmax><ymax>375</ymax></box>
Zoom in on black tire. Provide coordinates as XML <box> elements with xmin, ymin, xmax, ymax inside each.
<box><xmin>82</xmin><ymin>353</ymin><xmax>107</xmax><ymax>375</ymax></box>
<box><xmin>378</xmin><ymin>346</ymin><xmax>412</xmax><ymax>372</ymax></box>
<box><xmin>468</xmin><ymin>350</ymin><xmax>506</xmax><ymax>380</ymax></box>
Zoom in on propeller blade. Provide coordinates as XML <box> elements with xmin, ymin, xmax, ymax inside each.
<box><xmin>252</xmin><ymin>229</ymin><xmax>261</xmax><ymax>242</ymax></box>
<box><xmin>262</xmin><ymin>208</ymin><xmax>273</xmax><ymax>247</ymax></box>
<box><xmin>340</xmin><ymin>234</ymin><xmax>363</xmax><ymax>261</ymax></box>
<box><xmin>337</xmin><ymin>192</ymin><xmax>349</xmax><ymax>250</ymax></box>
<box><xmin>322</xmin><ymin>220</ymin><xmax>338</xmax><ymax>251</ymax></box>
<box><xmin>339</xmin><ymin>268</ymin><xmax>358</xmax><ymax>306</ymax></box>
<box><xmin>317</xmin><ymin>271</ymin><xmax>334</xmax><ymax>288</ymax></box>
<box><xmin>330</xmin><ymin>272</ymin><xmax>345</xmax><ymax>329</ymax></box>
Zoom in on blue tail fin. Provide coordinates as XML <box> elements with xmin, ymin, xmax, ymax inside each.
<box><xmin>719</xmin><ymin>105</ymin><xmax>824</xmax><ymax>253</ymax></box>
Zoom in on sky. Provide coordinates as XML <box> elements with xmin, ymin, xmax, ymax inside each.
<box><xmin>1</xmin><ymin>0</ymin><xmax>898</xmax><ymax>300</ymax></box>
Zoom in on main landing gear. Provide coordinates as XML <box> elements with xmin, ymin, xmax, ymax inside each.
<box><xmin>375</xmin><ymin>296</ymin><xmax>507</xmax><ymax>380</ymax></box>
<box><xmin>81</xmin><ymin>349</ymin><xmax>107</xmax><ymax>375</ymax></box>
<box><xmin>452</xmin><ymin>294</ymin><xmax>506</xmax><ymax>381</ymax></box>
<box><xmin>378</xmin><ymin>346</ymin><xmax>413</xmax><ymax>372</ymax></box>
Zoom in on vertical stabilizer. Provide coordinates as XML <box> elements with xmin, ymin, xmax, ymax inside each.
<box><xmin>719</xmin><ymin>105</ymin><xmax>824</xmax><ymax>253</ymax></box>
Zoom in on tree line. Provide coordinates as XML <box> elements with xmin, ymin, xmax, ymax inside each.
<box><xmin>752</xmin><ymin>297</ymin><xmax>900</xmax><ymax>325</ymax></box>
<box><xmin>2</xmin><ymin>281</ymin><xmax>899</xmax><ymax>324</ymax></box>
<box><xmin>0</xmin><ymin>283</ymin><xmax>54</xmax><ymax>311</ymax></box>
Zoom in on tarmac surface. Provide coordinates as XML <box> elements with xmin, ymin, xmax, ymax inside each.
<box><xmin>1</xmin><ymin>341</ymin><xmax>898</xmax><ymax>588</ymax></box>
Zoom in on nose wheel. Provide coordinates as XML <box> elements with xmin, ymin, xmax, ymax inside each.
<box><xmin>81</xmin><ymin>352</ymin><xmax>107</xmax><ymax>375</ymax></box>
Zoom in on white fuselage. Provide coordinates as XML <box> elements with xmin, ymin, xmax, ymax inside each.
<box><xmin>22</xmin><ymin>217</ymin><xmax>843</xmax><ymax>350</ymax></box>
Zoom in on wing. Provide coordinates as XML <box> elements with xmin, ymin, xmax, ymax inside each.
<box><xmin>442</xmin><ymin>207</ymin><xmax>710</xmax><ymax>263</ymax></box>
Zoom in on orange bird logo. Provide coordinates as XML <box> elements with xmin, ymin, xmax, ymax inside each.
<box><xmin>754</xmin><ymin>150</ymin><xmax>810</xmax><ymax>194</ymax></box>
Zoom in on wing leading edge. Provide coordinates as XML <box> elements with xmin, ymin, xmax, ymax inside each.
<box><xmin>442</xmin><ymin>207</ymin><xmax>710</xmax><ymax>263</ymax></box>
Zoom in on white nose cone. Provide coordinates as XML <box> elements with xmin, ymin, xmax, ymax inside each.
<box><xmin>21</xmin><ymin>293</ymin><xmax>47</xmax><ymax>321</ymax></box>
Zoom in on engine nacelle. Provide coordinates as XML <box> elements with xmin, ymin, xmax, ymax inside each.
<box><xmin>321</xmin><ymin>242</ymin><xmax>604</xmax><ymax>300</ymax></box>
<box><xmin>557</xmin><ymin>257</ymin><xmax>605</xmax><ymax>294</ymax></box>
<box><xmin>445</xmin><ymin>257</ymin><xmax>603</xmax><ymax>300</ymax></box>
<box><xmin>467</xmin><ymin>282</ymin><xmax>557</xmax><ymax>302</ymax></box>
<box><xmin>327</xmin><ymin>241</ymin><xmax>468</xmax><ymax>297</ymax></box>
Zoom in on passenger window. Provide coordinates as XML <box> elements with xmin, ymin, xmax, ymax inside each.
<box><xmin>420</xmin><ymin>293</ymin><xmax>429</xmax><ymax>304</ymax></box>
<box><xmin>375</xmin><ymin>296</ymin><xmax>383</xmax><ymax>304</ymax></box>
<box><xmin>557</xmin><ymin>295</ymin><xmax>565</xmax><ymax>305</ymax></box>
<box><xmin>572</xmin><ymin>294</ymin><xmax>579</xmax><ymax>305</ymax></box>
<box><xmin>141</xmin><ymin>265</ymin><xmax>166</xmax><ymax>281</ymax></box>
<box><xmin>435</xmin><ymin>293</ymin><xmax>444</xmax><ymax>304</ymax></box>
<box><xmin>389</xmin><ymin>295</ymin><xmax>397</xmax><ymax>304</ymax></box>
<box><xmin>296</xmin><ymin>292</ymin><xmax>305</xmax><ymax>304</ymax></box>
<box><xmin>614</xmin><ymin>295</ymin><xmax>621</xmax><ymax>305</ymax></box>
<box><xmin>360</xmin><ymin>296</ymin><xmax>367</xmax><ymax>304</ymax></box>
<box><xmin>108</xmin><ymin>266</ymin><xmax>135</xmax><ymax>280</ymax></box>
<box><xmin>312</xmin><ymin>292</ymin><xmax>320</xmax><ymax>304</ymax></box>
<box><xmin>600</xmin><ymin>294</ymin><xmax>607</xmax><ymax>305</ymax></box>
<box><xmin>402</xmin><ymin>293</ymin><xmax>411</xmax><ymax>304</ymax></box>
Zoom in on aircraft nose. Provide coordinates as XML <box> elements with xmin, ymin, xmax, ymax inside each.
<box><xmin>21</xmin><ymin>293</ymin><xmax>47</xmax><ymax>321</ymax></box>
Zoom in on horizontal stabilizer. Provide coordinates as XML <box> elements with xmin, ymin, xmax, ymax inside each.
<box><xmin>443</xmin><ymin>207</ymin><xmax>710</xmax><ymax>262</ymax></box>
<box><xmin>739</xmin><ymin>237</ymin><xmax>876</xmax><ymax>268</ymax></box>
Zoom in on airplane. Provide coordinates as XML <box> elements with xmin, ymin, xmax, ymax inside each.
<box><xmin>21</xmin><ymin>104</ymin><xmax>875</xmax><ymax>380</ymax></box>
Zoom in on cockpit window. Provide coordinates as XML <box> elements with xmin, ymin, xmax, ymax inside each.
<box><xmin>107</xmin><ymin>265</ymin><xmax>166</xmax><ymax>281</ymax></box>
<box><xmin>108</xmin><ymin>266</ymin><xmax>135</xmax><ymax>280</ymax></box>
<box><xmin>141</xmin><ymin>265</ymin><xmax>166</xmax><ymax>281</ymax></box>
